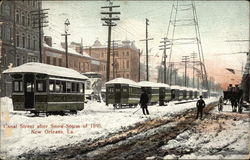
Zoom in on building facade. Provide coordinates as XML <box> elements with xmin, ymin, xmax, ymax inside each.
<box><xmin>81</xmin><ymin>39</ymin><xmax>140</xmax><ymax>82</ymax></box>
<box><xmin>43</xmin><ymin>36</ymin><xmax>99</xmax><ymax>74</ymax></box>
<box><xmin>0</xmin><ymin>0</ymin><xmax>41</xmax><ymax>97</ymax></box>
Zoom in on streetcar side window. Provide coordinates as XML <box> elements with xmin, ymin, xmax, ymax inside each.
<box><xmin>80</xmin><ymin>83</ymin><xmax>84</xmax><ymax>93</ymax></box>
<box><xmin>55</xmin><ymin>81</ymin><xmax>61</xmax><ymax>92</ymax></box>
<box><xmin>36</xmin><ymin>80</ymin><xmax>46</xmax><ymax>92</ymax></box>
<box><xmin>66</xmin><ymin>82</ymin><xmax>71</xmax><ymax>93</ymax></box>
<box><xmin>62</xmin><ymin>81</ymin><xmax>66</xmax><ymax>93</ymax></box>
<box><xmin>49</xmin><ymin>80</ymin><xmax>55</xmax><ymax>92</ymax></box>
<box><xmin>72</xmin><ymin>83</ymin><xmax>77</xmax><ymax>93</ymax></box>
<box><xmin>76</xmin><ymin>83</ymin><xmax>79</xmax><ymax>92</ymax></box>
<box><xmin>115</xmin><ymin>88</ymin><xmax>120</xmax><ymax>92</ymax></box>
<box><xmin>122</xmin><ymin>87</ymin><xmax>128</xmax><ymax>92</ymax></box>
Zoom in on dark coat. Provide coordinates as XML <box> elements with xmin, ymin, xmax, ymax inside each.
<box><xmin>197</xmin><ymin>99</ymin><xmax>205</xmax><ymax>108</ymax></box>
<box><xmin>140</xmin><ymin>92</ymin><xmax>149</xmax><ymax>105</ymax></box>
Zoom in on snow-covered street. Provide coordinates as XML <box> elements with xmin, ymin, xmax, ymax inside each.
<box><xmin>1</xmin><ymin>97</ymin><xmax>249</xmax><ymax>160</ymax></box>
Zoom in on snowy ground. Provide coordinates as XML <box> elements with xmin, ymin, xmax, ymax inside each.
<box><xmin>160</xmin><ymin>104</ymin><xmax>250</xmax><ymax>160</ymax></box>
<box><xmin>0</xmin><ymin>97</ymin><xmax>216</xmax><ymax>158</ymax></box>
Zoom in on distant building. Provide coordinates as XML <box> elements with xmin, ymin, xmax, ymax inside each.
<box><xmin>80</xmin><ymin>39</ymin><xmax>140</xmax><ymax>82</ymax></box>
<box><xmin>43</xmin><ymin>36</ymin><xmax>99</xmax><ymax>73</ymax></box>
<box><xmin>0</xmin><ymin>1</ymin><xmax>41</xmax><ymax>97</ymax></box>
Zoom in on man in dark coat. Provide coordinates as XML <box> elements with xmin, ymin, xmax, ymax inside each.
<box><xmin>140</xmin><ymin>89</ymin><xmax>150</xmax><ymax>115</ymax></box>
<box><xmin>196</xmin><ymin>96</ymin><xmax>206</xmax><ymax>119</ymax></box>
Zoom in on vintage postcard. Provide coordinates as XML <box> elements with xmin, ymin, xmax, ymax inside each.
<box><xmin>0</xmin><ymin>0</ymin><xmax>249</xmax><ymax>159</ymax></box>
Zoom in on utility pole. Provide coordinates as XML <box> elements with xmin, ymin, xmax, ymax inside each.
<box><xmin>140</xmin><ymin>18</ymin><xmax>153</xmax><ymax>81</ymax></box>
<box><xmin>31</xmin><ymin>4</ymin><xmax>49</xmax><ymax>63</ymax></box>
<box><xmin>138</xmin><ymin>49</ymin><xmax>142</xmax><ymax>82</ymax></box>
<box><xmin>181</xmin><ymin>56</ymin><xmax>190</xmax><ymax>87</ymax></box>
<box><xmin>112</xmin><ymin>40</ymin><xmax>120</xmax><ymax>79</ymax></box>
<box><xmin>190</xmin><ymin>52</ymin><xmax>197</xmax><ymax>88</ymax></box>
<box><xmin>101</xmin><ymin>0</ymin><xmax>120</xmax><ymax>82</ymax></box>
<box><xmin>159</xmin><ymin>37</ymin><xmax>171</xmax><ymax>84</ymax></box>
<box><xmin>61</xmin><ymin>19</ymin><xmax>70</xmax><ymax>68</ymax></box>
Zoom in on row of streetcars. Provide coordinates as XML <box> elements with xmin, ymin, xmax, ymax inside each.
<box><xmin>3</xmin><ymin>63</ymin><xmax>88</xmax><ymax>116</ymax></box>
<box><xmin>106</xmin><ymin>78</ymin><xmax>212</xmax><ymax>108</ymax></box>
<box><xmin>3</xmin><ymin>63</ymin><xmax>218</xmax><ymax>115</ymax></box>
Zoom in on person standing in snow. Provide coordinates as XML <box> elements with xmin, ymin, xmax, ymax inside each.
<box><xmin>218</xmin><ymin>96</ymin><xmax>223</xmax><ymax>111</ymax></box>
<box><xmin>139</xmin><ymin>89</ymin><xmax>150</xmax><ymax>115</ymax></box>
<box><xmin>196</xmin><ymin>96</ymin><xmax>206</xmax><ymax>119</ymax></box>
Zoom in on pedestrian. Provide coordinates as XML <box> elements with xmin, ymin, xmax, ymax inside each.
<box><xmin>218</xmin><ymin>96</ymin><xmax>223</xmax><ymax>111</ymax></box>
<box><xmin>139</xmin><ymin>89</ymin><xmax>150</xmax><ymax>115</ymax></box>
<box><xmin>196</xmin><ymin>95</ymin><xmax>206</xmax><ymax>120</ymax></box>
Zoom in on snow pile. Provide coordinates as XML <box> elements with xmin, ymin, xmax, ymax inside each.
<box><xmin>0</xmin><ymin>97</ymin><xmax>217</xmax><ymax>157</ymax></box>
<box><xmin>161</xmin><ymin>113</ymin><xmax>249</xmax><ymax>159</ymax></box>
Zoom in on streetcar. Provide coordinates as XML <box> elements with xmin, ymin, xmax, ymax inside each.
<box><xmin>105</xmin><ymin>78</ymin><xmax>141</xmax><ymax>108</ymax></box>
<box><xmin>3</xmin><ymin>62</ymin><xmax>88</xmax><ymax>116</ymax></box>
<box><xmin>157</xmin><ymin>83</ymin><xmax>172</xmax><ymax>106</ymax></box>
<box><xmin>138</xmin><ymin>81</ymin><xmax>160</xmax><ymax>105</ymax></box>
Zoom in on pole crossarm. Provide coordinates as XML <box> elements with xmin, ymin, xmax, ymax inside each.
<box><xmin>101</xmin><ymin>1</ymin><xmax>120</xmax><ymax>82</ymax></box>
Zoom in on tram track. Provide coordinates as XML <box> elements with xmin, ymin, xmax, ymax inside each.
<box><xmin>19</xmin><ymin>101</ymin><xmax>217</xmax><ymax>160</ymax></box>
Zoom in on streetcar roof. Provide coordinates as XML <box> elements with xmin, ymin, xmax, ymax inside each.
<box><xmin>137</xmin><ymin>81</ymin><xmax>160</xmax><ymax>88</ymax></box>
<box><xmin>170</xmin><ymin>85</ymin><xmax>183</xmax><ymax>90</ymax></box>
<box><xmin>155</xmin><ymin>83</ymin><xmax>170</xmax><ymax>88</ymax></box>
<box><xmin>3</xmin><ymin>62</ymin><xmax>89</xmax><ymax>80</ymax></box>
<box><xmin>105</xmin><ymin>78</ymin><xmax>139</xmax><ymax>87</ymax></box>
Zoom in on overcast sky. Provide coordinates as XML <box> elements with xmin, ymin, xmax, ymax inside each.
<box><xmin>43</xmin><ymin>0</ymin><xmax>249</xmax><ymax>84</ymax></box>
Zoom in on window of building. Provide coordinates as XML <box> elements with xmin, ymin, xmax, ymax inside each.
<box><xmin>0</xmin><ymin>25</ymin><xmax>2</xmax><ymax>39</ymax></box>
<box><xmin>85</xmin><ymin>62</ymin><xmax>89</xmax><ymax>71</ymax></box>
<box><xmin>126</xmin><ymin>74</ymin><xmax>129</xmax><ymax>78</ymax></box>
<box><xmin>103</xmin><ymin>64</ymin><xmax>106</xmax><ymax>71</ymax></box>
<box><xmin>53</xmin><ymin>57</ymin><xmax>56</xmax><ymax>65</ymax></box>
<box><xmin>27</xmin><ymin>35</ymin><xmax>31</xmax><ymax>49</ymax></box>
<box><xmin>33</xmin><ymin>0</ymin><xmax>36</xmax><ymax>7</ymax></box>
<box><xmin>123</xmin><ymin>52</ymin><xmax>125</xmax><ymax>57</ymax></box>
<box><xmin>22</xmin><ymin>13</ymin><xmax>25</xmax><ymax>26</ymax></box>
<box><xmin>16</xmin><ymin>11</ymin><xmax>20</xmax><ymax>24</ymax></box>
<box><xmin>2</xmin><ymin>4</ymin><xmax>11</xmax><ymax>17</ymax></box>
<box><xmin>16</xmin><ymin>34</ymin><xmax>20</xmax><ymax>47</ymax></box>
<box><xmin>59</xmin><ymin>58</ymin><xmax>62</xmax><ymax>66</ymax></box>
<box><xmin>22</xmin><ymin>56</ymin><xmax>26</xmax><ymax>64</ymax></box>
<box><xmin>22</xmin><ymin>34</ymin><xmax>26</xmax><ymax>48</ymax></box>
<box><xmin>126</xmin><ymin>51</ymin><xmax>129</xmax><ymax>56</ymax></box>
<box><xmin>123</xmin><ymin>61</ymin><xmax>125</xmax><ymax>69</ymax></box>
<box><xmin>27</xmin><ymin>14</ymin><xmax>31</xmax><ymax>26</ymax></box>
<box><xmin>5</xmin><ymin>27</ymin><xmax>11</xmax><ymax>41</ymax></box>
<box><xmin>47</xmin><ymin>56</ymin><xmax>50</xmax><ymax>64</ymax></box>
<box><xmin>127</xmin><ymin>60</ymin><xmax>129</xmax><ymax>68</ymax></box>
<box><xmin>27</xmin><ymin>56</ymin><xmax>32</xmax><ymax>62</ymax></box>
<box><xmin>33</xmin><ymin>38</ymin><xmax>36</xmax><ymax>50</ymax></box>
<box><xmin>16</xmin><ymin>55</ymin><xmax>20</xmax><ymax>66</ymax></box>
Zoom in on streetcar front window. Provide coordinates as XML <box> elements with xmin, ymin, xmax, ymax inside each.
<box><xmin>13</xmin><ymin>81</ymin><xmax>23</xmax><ymax>92</ymax></box>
